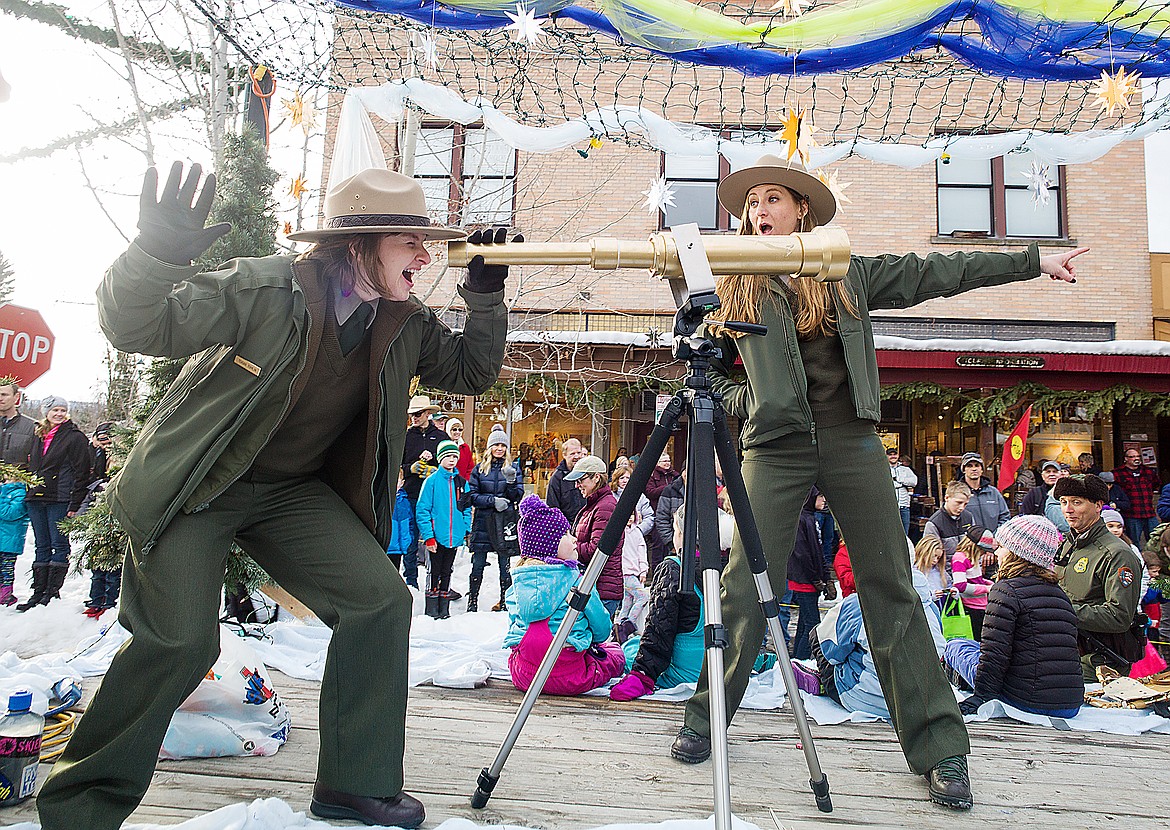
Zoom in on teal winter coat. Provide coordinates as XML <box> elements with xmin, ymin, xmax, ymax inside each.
<box><xmin>502</xmin><ymin>561</ymin><xmax>611</xmax><ymax>652</ymax></box>
<box><xmin>0</xmin><ymin>481</ymin><xmax>30</xmax><ymax>554</ymax></box>
<box><xmin>416</xmin><ymin>466</ymin><xmax>472</xmax><ymax>548</ymax></box>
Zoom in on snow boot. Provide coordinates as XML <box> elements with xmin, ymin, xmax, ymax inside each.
<box><xmin>492</xmin><ymin>596</ymin><xmax>508</xmax><ymax>612</ymax></box>
<box><xmin>466</xmin><ymin>572</ymin><xmax>483</xmax><ymax>612</ymax></box>
<box><xmin>0</xmin><ymin>584</ymin><xmax>14</xmax><ymax>607</ymax></box>
<box><xmin>424</xmin><ymin>591</ymin><xmax>442</xmax><ymax>619</ymax></box>
<box><xmin>437</xmin><ymin>592</ymin><xmax>452</xmax><ymax>620</ymax></box>
<box><xmin>16</xmin><ymin>563</ymin><xmax>50</xmax><ymax>612</ymax></box>
<box><xmin>0</xmin><ymin>553</ymin><xmax>16</xmax><ymax>606</ymax></box>
<box><xmin>44</xmin><ymin>562</ymin><xmax>69</xmax><ymax>605</ymax></box>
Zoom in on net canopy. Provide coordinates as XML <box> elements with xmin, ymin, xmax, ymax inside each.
<box><xmin>193</xmin><ymin>0</ymin><xmax>1170</xmax><ymax>152</ymax></box>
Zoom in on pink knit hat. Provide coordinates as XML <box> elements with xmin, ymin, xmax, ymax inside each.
<box><xmin>995</xmin><ymin>515</ymin><xmax>1061</xmax><ymax>571</ymax></box>
<box><xmin>518</xmin><ymin>494</ymin><xmax>572</xmax><ymax>561</ymax></box>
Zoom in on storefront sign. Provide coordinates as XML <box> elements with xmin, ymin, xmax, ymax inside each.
<box><xmin>955</xmin><ymin>354</ymin><xmax>1046</xmax><ymax>369</ymax></box>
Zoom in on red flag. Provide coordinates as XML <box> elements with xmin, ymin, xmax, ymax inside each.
<box><xmin>997</xmin><ymin>405</ymin><xmax>1033</xmax><ymax>492</ymax></box>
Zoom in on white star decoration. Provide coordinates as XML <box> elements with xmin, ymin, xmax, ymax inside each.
<box><xmin>1023</xmin><ymin>161</ymin><xmax>1053</xmax><ymax>207</ymax></box>
<box><xmin>505</xmin><ymin>4</ymin><xmax>546</xmax><ymax>45</ymax></box>
<box><xmin>642</xmin><ymin>176</ymin><xmax>677</xmax><ymax>215</ymax></box>
<box><xmin>415</xmin><ymin>33</ymin><xmax>440</xmax><ymax>70</ymax></box>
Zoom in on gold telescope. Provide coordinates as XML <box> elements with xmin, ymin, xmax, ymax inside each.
<box><xmin>446</xmin><ymin>226</ymin><xmax>851</xmax><ymax>282</ymax></box>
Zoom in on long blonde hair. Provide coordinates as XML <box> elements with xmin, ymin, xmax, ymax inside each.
<box><xmin>712</xmin><ymin>187</ymin><xmax>857</xmax><ymax>339</ymax></box>
<box><xmin>913</xmin><ymin>535</ymin><xmax>949</xmax><ymax>587</ymax></box>
<box><xmin>478</xmin><ymin>445</ymin><xmax>513</xmax><ymax>476</ymax></box>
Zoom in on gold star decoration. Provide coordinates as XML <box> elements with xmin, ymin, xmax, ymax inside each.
<box><xmin>816</xmin><ymin>168</ymin><xmax>853</xmax><ymax>209</ymax></box>
<box><xmin>289</xmin><ymin>176</ymin><xmax>309</xmax><ymax>200</ymax></box>
<box><xmin>779</xmin><ymin>109</ymin><xmax>802</xmax><ymax>162</ymax></box>
<box><xmin>769</xmin><ymin>0</ymin><xmax>811</xmax><ymax>17</ymax></box>
<box><xmin>282</xmin><ymin>92</ymin><xmax>317</xmax><ymax>136</ymax></box>
<box><xmin>1092</xmin><ymin>66</ymin><xmax>1140</xmax><ymax>117</ymax></box>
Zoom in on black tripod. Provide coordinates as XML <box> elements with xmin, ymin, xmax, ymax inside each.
<box><xmin>471</xmin><ymin>290</ymin><xmax>832</xmax><ymax>828</ymax></box>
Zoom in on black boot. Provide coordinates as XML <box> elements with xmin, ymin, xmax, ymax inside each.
<box><xmin>44</xmin><ymin>562</ymin><xmax>69</xmax><ymax>604</ymax></box>
<box><xmin>924</xmin><ymin>755</ymin><xmax>973</xmax><ymax>810</ymax></box>
<box><xmin>16</xmin><ymin>563</ymin><xmax>50</xmax><ymax>612</ymax></box>
<box><xmin>467</xmin><ymin>572</ymin><xmax>482</xmax><ymax>613</ymax></box>
<box><xmin>437</xmin><ymin>592</ymin><xmax>452</xmax><ymax>619</ymax></box>
<box><xmin>424</xmin><ymin>591</ymin><xmax>441</xmax><ymax>619</ymax></box>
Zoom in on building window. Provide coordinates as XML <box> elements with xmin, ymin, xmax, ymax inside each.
<box><xmin>662</xmin><ymin>152</ymin><xmax>721</xmax><ymax>230</ymax></box>
<box><xmin>937</xmin><ymin>150</ymin><xmax>1064</xmax><ymax>238</ymax></box>
<box><xmin>413</xmin><ymin>125</ymin><xmax>516</xmax><ymax>225</ymax></box>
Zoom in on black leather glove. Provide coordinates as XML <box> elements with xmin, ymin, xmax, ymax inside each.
<box><xmin>135</xmin><ymin>161</ymin><xmax>232</xmax><ymax>265</ymax></box>
<box><xmin>463</xmin><ymin>227</ymin><xmax>522</xmax><ymax>294</ymax></box>
<box><xmin>821</xmin><ymin>580</ymin><xmax>837</xmax><ymax>601</ymax></box>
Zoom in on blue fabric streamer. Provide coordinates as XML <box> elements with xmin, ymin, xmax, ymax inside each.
<box><xmin>328</xmin><ymin>0</ymin><xmax>1170</xmax><ymax>80</ymax></box>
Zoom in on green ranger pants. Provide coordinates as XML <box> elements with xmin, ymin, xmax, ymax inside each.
<box><xmin>684</xmin><ymin>419</ymin><xmax>969</xmax><ymax>775</ymax></box>
<box><xmin>36</xmin><ymin>474</ymin><xmax>413</xmax><ymax>830</ymax></box>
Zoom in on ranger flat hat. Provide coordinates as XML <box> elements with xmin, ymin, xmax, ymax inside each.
<box><xmin>717</xmin><ymin>154</ymin><xmax>837</xmax><ymax>227</ymax></box>
<box><xmin>287</xmin><ymin>168</ymin><xmax>466</xmax><ymax>243</ymax></box>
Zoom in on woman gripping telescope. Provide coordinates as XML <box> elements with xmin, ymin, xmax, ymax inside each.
<box><xmin>669</xmin><ymin>154</ymin><xmax>1086</xmax><ymax>811</ymax></box>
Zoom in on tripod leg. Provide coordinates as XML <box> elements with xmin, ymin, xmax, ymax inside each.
<box><xmin>713</xmin><ymin>413</ymin><xmax>833</xmax><ymax>813</ymax></box>
<box><xmin>471</xmin><ymin>395</ymin><xmax>686</xmax><ymax>809</ymax></box>
<box><xmin>687</xmin><ymin>398</ymin><xmax>733</xmax><ymax>830</ymax></box>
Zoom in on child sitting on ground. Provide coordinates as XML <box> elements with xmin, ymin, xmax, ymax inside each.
<box><xmin>913</xmin><ymin>534</ymin><xmax>951</xmax><ymax>608</ymax></box>
<box><xmin>609</xmin><ymin>501</ymin><xmax>734</xmax><ymax>701</ymax></box>
<box><xmin>503</xmin><ymin>494</ymin><xmax>625</xmax><ymax>695</ymax></box>
<box><xmin>942</xmin><ymin>515</ymin><xmax>1084</xmax><ymax>717</ymax></box>
<box><xmin>416</xmin><ymin>440</ymin><xmax>472</xmax><ymax>619</ymax></box>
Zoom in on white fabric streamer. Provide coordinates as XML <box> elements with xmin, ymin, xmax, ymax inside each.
<box><xmin>330</xmin><ymin>78</ymin><xmax>1170</xmax><ymax>185</ymax></box>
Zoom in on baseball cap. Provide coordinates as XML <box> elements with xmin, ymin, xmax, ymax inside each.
<box><xmin>565</xmin><ymin>455</ymin><xmax>608</xmax><ymax>481</ymax></box>
<box><xmin>959</xmin><ymin>452</ymin><xmax>983</xmax><ymax>468</ymax></box>
<box><xmin>1040</xmin><ymin>460</ymin><xmax>1059</xmax><ymax>472</ymax></box>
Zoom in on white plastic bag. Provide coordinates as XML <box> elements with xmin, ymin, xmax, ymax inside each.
<box><xmin>160</xmin><ymin>630</ymin><xmax>292</xmax><ymax>760</ymax></box>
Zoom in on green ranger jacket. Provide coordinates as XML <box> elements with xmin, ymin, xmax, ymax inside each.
<box><xmin>97</xmin><ymin>243</ymin><xmax>507</xmax><ymax>552</ymax></box>
<box><xmin>1056</xmin><ymin>518</ymin><xmax>1143</xmax><ymax>636</ymax></box>
<box><xmin>707</xmin><ymin>246</ymin><xmax>1040</xmax><ymax>448</ymax></box>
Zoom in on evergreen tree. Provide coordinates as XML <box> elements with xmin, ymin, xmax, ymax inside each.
<box><xmin>103</xmin><ymin>348</ymin><xmax>140</xmax><ymax>424</ymax></box>
<box><xmin>65</xmin><ymin>129</ymin><xmax>279</xmax><ymax>597</ymax></box>
<box><xmin>0</xmin><ymin>250</ymin><xmax>15</xmax><ymax>304</ymax></box>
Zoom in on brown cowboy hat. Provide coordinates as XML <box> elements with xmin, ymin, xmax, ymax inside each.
<box><xmin>287</xmin><ymin>168</ymin><xmax>466</xmax><ymax>243</ymax></box>
<box><xmin>717</xmin><ymin>154</ymin><xmax>836</xmax><ymax>227</ymax></box>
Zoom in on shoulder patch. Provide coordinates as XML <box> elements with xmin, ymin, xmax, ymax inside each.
<box><xmin>1073</xmin><ymin>556</ymin><xmax>1089</xmax><ymax>574</ymax></box>
<box><xmin>1118</xmin><ymin>566</ymin><xmax>1134</xmax><ymax>587</ymax></box>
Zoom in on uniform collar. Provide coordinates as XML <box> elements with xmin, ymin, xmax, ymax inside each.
<box><xmin>335</xmin><ymin>281</ymin><xmax>378</xmax><ymax>328</ymax></box>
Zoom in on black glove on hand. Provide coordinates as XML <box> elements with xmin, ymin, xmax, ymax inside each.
<box><xmin>136</xmin><ymin>161</ymin><xmax>232</xmax><ymax>265</ymax></box>
<box><xmin>464</xmin><ymin>227</ymin><xmax>522</xmax><ymax>294</ymax></box>
<box><xmin>958</xmin><ymin>695</ymin><xmax>986</xmax><ymax>716</ymax></box>
<box><xmin>821</xmin><ymin>580</ymin><xmax>837</xmax><ymax>601</ymax></box>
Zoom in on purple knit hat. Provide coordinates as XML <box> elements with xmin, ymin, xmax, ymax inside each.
<box><xmin>518</xmin><ymin>494</ymin><xmax>572</xmax><ymax>562</ymax></box>
<box><xmin>995</xmin><ymin>514</ymin><xmax>1061</xmax><ymax>571</ymax></box>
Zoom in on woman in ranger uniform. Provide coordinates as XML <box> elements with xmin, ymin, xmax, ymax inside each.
<box><xmin>36</xmin><ymin>163</ymin><xmax>516</xmax><ymax>830</ymax></box>
<box><xmin>671</xmin><ymin>154</ymin><xmax>1086</xmax><ymax>810</ymax></box>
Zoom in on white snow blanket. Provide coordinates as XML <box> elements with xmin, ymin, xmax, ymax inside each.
<box><xmin>4</xmin><ymin>797</ymin><xmax>763</xmax><ymax>829</ymax></box>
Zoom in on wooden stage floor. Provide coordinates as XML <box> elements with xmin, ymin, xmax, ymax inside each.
<box><xmin>8</xmin><ymin>671</ymin><xmax>1167</xmax><ymax>829</ymax></box>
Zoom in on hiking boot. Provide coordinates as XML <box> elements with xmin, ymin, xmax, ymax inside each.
<box><xmin>925</xmin><ymin>755</ymin><xmax>973</xmax><ymax>810</ymax></box>
<box><xmin>492</xmin><ymin>597</ymin><xmax>508</xmax><ymax>612</ymax></box>
<box><xmin>310</xmin><ymin>783</ymin><xmax>425</xmax><ymax>828</ymax></box>
<box><xmin>670</xmin><ymin>726</ymin><xmax>711</xmax><ymax>764</ymax></box>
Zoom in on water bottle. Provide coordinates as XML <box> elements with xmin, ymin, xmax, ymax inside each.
<box><xmin>0</xmin><ymin>690</ymin><xmax>44</xmax><ymax>806</ymax></box>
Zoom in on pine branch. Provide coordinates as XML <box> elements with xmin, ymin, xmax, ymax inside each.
<box><xmin>0</xmin><ymin>95</ymin><xmax>200</xmax><ymax>163</ymax></box>
<box><xmin>0</xmin><ymin>0</ymin><xmax>218</xmax><ymax>74</ymax></box>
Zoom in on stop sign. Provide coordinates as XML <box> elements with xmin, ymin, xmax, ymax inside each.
<box><xmin>0</xmin><ymin>304</ymin><xmax>54</xmax><ymax>386</ymax></box>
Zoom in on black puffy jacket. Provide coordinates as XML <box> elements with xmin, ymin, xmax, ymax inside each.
<box><xmin>29</xmin><ymin>419</ymin><xmax>93</xmax><ymax>512</ymax></box>
<box><xmin>467</xmin><ymin>458</ymin><xmax>524</xmax><ymax>554</ymax></box>
<box><xmin>633</xmin><ymin>556</ymin><xmax>701</xmax><ymax>681</ymax></box>
<box><xmin>974</xmin><ymin>575</ymin><xmax>1085</xmax><ymax>712</ymax></box>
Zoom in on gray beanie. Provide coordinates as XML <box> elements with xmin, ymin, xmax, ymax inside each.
<box><xmin>41</xmin><ymin>396</ymin><xmax>68</xmax><ymax>414</ymax></box>
<box><xmin>487</xmin><ymin>427</ymin><xmax>509</xmax><ymax>449</ymax></box>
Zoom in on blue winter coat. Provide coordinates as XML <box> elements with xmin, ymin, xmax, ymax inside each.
<box><xmin>386</xmin><ymin>489</ymin><xmax>413</xmax><ymax>558</ymax></box>
<box><xmin>417</xmin><ymin>467</ymin><xmax>472</xmax><ymax>548</ymax></box>
<box><xmin>0</xmin><ymin>482</ymin><xmax>29</xmax><ymax>554</ymax></box>
<box><xmin>502</xmin><ymin>561</ymin><xmax>611</xmax><ymax>653</ymax></box>
<box><xmin>468</xmin><ymin>459</ymin><xmax>523</xmax><ymax>554</ymax></box>
<box><xmin>820</xmin><ymin>568</ymin><xmax>945</xmax><ymax>719</ymax></box>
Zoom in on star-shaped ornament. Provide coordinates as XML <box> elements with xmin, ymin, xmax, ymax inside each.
<box><xmin>289</xmin><ymin>176</ymin><xmax>309</xmax><ymax>200</ymax></box>
<box><xmin>642</xmin><ymin>176</ymin><xmax>677</xmax><ymax>216</ymax></box>
<box><xmin>505</xmin><ymin>4</ymin><xmax>545</xmax><ymax>45</ymax></box>
<box><xmin>1092</xmin><ymin>66</ymin><xmax>1140</xmax><ymax>117</ymax></box>
<box><xmin>769</xmin><ymin>0</ymin><xmax>811</xmax><ymax>17</ymax></box>
<box><xmin>779</xmin><ymin>109</ymin><xmax>805</xmax><ymax>163</ymax></box>
<box><xmin>1022</xmin><ymin>161</ymin><xmax>1053</xmax><ymax>207</ymax></box>
<box><xmin>282</xmin><ymin>93</ymin><xmax>316</xmax><ymax>137</ymax></box>
<box><xmin>816</xmin><ymin>168</ymin><xmax>852</xmax><ymax>208</ymax></box>
<box><xmin>415</xmin><ymin>33</ymin><xmax>440</xmax><ymax>70</ymax></box>
<box><xmin>283</xmin><ymin>221</ymin><xmax>293</xmax><ymax>235</ymax></box>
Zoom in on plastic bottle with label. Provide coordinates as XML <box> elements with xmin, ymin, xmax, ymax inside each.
<box><xmin>0</xmin><ymin>690</ymin><xmax>44</xmax><ymax>806</ymax></box>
